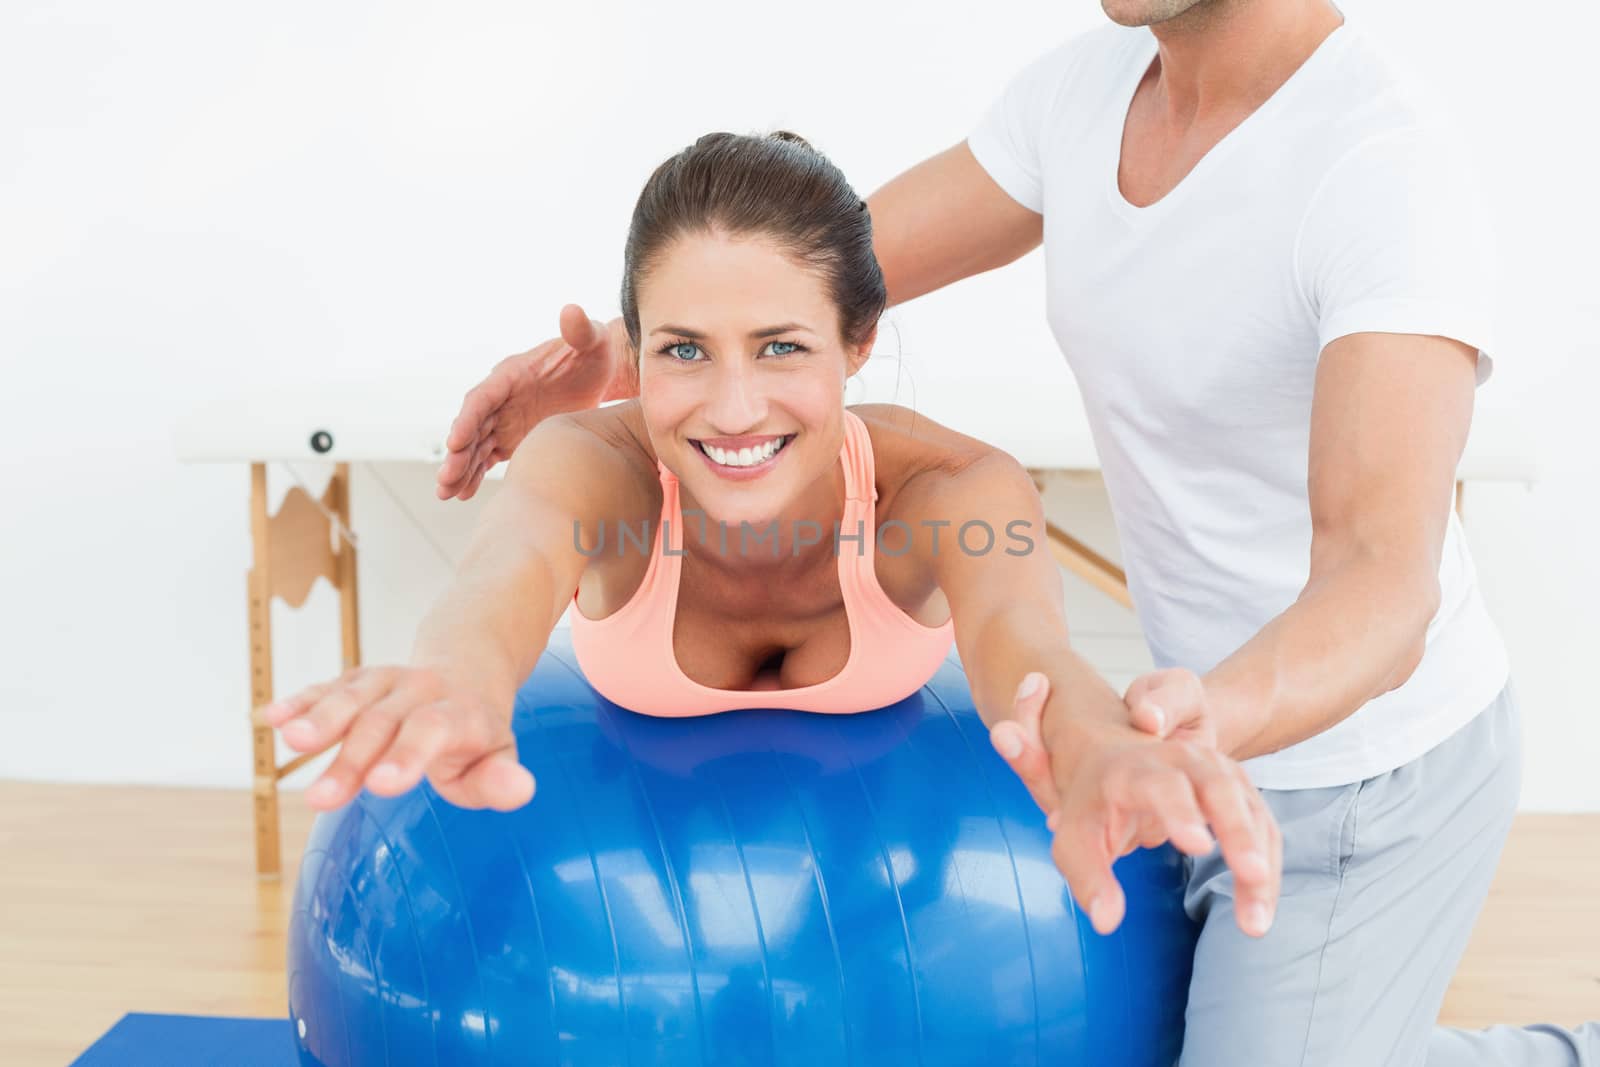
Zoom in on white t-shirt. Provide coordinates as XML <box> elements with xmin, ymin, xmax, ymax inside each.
<box><xmin>967</xmin><ymin>21</ymin><xmax>1510</xmax><ymax>789</ymax></box>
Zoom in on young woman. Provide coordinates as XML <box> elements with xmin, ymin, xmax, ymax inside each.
<box><xmin>259</xmin><ymin>131</ymin><xmax>1277</xmax><ymax>939</ymax></box>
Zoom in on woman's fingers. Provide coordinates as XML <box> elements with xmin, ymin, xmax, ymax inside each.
<box><xmin>305</xmin><ymin>704</ymin><xmax>404</xmax><ymax>810</ymax></box>
<box><xmin>1050</xmin><ymin>814</ymin><xmax>1126</xmax><ymax>935</ymax></box>
<box><xmin>991</xmin><ymin>672</ymin><xmax>1061</xmax><ymax>818</ymax></box>
<box><xmin>296</xmin><ymin>671</ymin><xmax>442</xmax><ymax>809</ymax></box>
<box><xmin>1104</xmin><ymin>806</ymin><xmax>1140</xmax><ymax>858</ymax></box>
<box><xmin>363</xmin><ymin>701</ymin><xmax>458</xmax><ymax>797</ymax></box>
<box><xmin>994</xmin><ymin>721</ymin><xmax>1058</xmax><ymax>818</ymax></box>
<box><xmin>257</xmin><ymin>680</ymin><xmax>335</xmax><ymax>728</ymax></box>
<box><xmin>263</xmin><ymin>665</ymin><xmax>531</xmax><ymax>813</ymax></box>
<box><xmin>279</xmin><ymin>669</ymin><xmax>400</xmax><ymax>753</ymax></box>
<box><xmin>1071</xmin><ymin>740</ymin><xmax>1279</xmax><ymax>938</ymax></box>
<box><xmin>1051</xmin><ymin>797</ymin><xmax>1201</xmax><ymax>851</ymax></box>
<box><xmin>1193</xmin><ymin>751</ymin><xmax>1270</xmax><ymax>872</ymax></box>
<box><xmin>1232</xmin><ymin>778</ymin><xmax>1282</xmax><ymax>936</ymax></box>
<box><xmin>1168</xmin><ymin>743</ymin><xmax>1277</xmax><ymax>936</ymax></box>
<box><xmin>434</xmin><ymin>750</ymin><xmax>536</xmax><ymax>812</ymax></box>
<box><xmin>1107</xmin><ymin>756</ymin><xmax>1216</xmax><ymax>857</ymax></box>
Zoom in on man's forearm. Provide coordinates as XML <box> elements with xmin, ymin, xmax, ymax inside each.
<box><xmin>1204</xmin><ymin>550</ymin><xmax>1441</xmax><ymax>763</ymax></box>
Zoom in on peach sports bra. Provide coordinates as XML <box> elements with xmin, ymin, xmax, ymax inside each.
<box><xmin>568</xmin><ymin>409</ymin><xmax>955</xmax><ymax>716</ymax></box>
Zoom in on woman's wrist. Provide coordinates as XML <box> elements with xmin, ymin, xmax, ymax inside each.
<box><xmin>1040</xmin><ymin>657</ymin><xmax>1147</xmax><ymax>755</ymax></box>
<box><xmin>408</xmin><ymin>621</ymin><xmax>521</xmax><ymax>722</ymax></box>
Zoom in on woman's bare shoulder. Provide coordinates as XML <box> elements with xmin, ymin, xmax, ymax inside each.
<box><xmin>849</xmin><ymin>402</ymin><xmax>1005</xmax><ymax>489</ymax></box>
<box><xmin>554</xmin><ymin>400</ymin><xmax>647</xmax><ymax>455</ymax></box>
<box><xmin>850</xmin><ymin>401</ymin><xmax>1035</xmax><ymax>543</ymax></box>
<box><xmin>503</xmin><ymin>401</ymin><xmax>660</xmax><ymax>517</ymax></box>
<box><xmin>848</xmin><ymin>403</ymin><xmax>1029</xmax><ymax>624</ymax></box>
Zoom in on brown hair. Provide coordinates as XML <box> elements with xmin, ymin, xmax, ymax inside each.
<box><xmin>620</xmin><ymin>130</ymin><xmax>885</xmax><ymax>355</ymax></box>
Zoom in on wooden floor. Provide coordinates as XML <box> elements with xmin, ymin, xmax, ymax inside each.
<box><xmin>2</xmin><ymin>782</ymin><xmax>1595</xmax><ymax>1065</ymax></box>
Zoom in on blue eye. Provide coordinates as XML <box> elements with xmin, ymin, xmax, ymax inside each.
<box><xmin>762</xmin><ymin>341</ymin><xmax>802</xmax><ymax>357</ymax></box>
<box><xmin>666</xmin><ymin>342</ymin><xmax>702</xmax><ymax>362</ymax></box>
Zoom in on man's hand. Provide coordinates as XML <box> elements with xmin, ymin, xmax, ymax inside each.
<box><xmin>1123</xmin><ymin>667</ymin><xmax>1218</xmax><ymax>748</ymax></box>
<box><xmin>436</xmin><ymin>305</ymin><xmax>635</xmax><ymax>502</ymax></box>
<box><xmin>992</xmin><ymin>671</ymin><xmax>1281</xmax><ymax>939</ymax></box>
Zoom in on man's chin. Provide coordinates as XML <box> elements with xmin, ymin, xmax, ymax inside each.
<box><xmin>1100</xmin><ymin>0</ymin><xmax>1211</xmax><ymax>28</ymax></box>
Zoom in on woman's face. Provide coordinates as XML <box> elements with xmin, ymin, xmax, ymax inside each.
<box><xmin>635</xmin><ymin>229</ymin><xmax>872</xmax><ymax>530</ymax></box>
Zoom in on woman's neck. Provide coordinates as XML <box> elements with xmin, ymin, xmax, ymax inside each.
<box><xmin>677</xmin><ymin>456</ymin><xmax>850</xmax><ymax>581</ymax></box>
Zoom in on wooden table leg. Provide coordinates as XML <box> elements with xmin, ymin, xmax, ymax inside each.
<box><xmin>332</xmin><ymin>463</ymin><xmax>362</xmax><ymax>671</ymax></box>
<box><xmin>245</xmin><ymin>462</ymin><xmax>361</xmax><ymax>879</ymax></box>
<box><xmin>247</xmin><ymin>464</ymin><xmax>281</xmax><ymax>878</ymax></box>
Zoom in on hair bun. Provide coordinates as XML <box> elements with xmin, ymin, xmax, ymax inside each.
<box><xmin>767</xmin><ymin>129</ymin><xmax>815</xmax><ymax>151</ymax></box>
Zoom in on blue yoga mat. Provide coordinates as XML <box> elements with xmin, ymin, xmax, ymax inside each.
<box><xmin>71</xmin><ymin>1013</ymin><xmax>297</xmax><ymax>1066</ymax></box>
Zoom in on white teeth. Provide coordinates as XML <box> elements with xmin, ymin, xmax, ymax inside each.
<box><xmin>703</xmin><ymin>436</ymin><xmax>787</xmax><ymax>468</ymax></box>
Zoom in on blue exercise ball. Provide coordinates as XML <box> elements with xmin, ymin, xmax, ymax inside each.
<box><xmin>287</xmin><ymin>630</ymin><xmax>1197</xmax><ymax>1066</ymax></box>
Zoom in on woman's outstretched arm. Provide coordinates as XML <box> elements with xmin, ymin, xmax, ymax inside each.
<box><xmin>886</xmin><ymin>423</ymin><xmax>1281</xmax><ymax>938</ymax></box>
<box><xmin>410</xmin><ymin>412</ymin><xmax>642</xmax><ymax>702</ymax></box>
<box><xmin>881</xmin><ymin>436</ymin><xmax>1119</xmax><ymax>750</ymax></box>
<box><xmin>259</xmin><ymin>411</ymin><xmax>646</xmax><ymax>811</ymax></box>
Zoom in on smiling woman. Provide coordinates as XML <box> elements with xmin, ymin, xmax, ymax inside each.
<box><xmin>259</xmin><ymin>136</ymin><xmax>1283</xmax><ymax>1062</ymax></box>
<box><xmin>560</xmin><ymin>129</ymin><xmax>974</xmax><ymax>710</ymax></box>
<box><xmin>262</xmin><ymin>124</ymin><xmax>1279</xmax><ymax>916</ymax></box>
<box><xmin>613</xmin><ymin>131</ymin><xmax>887</xmax><ymax>549</ymax></box>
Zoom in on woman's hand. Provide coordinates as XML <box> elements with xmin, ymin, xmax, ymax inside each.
<box><xmin>1049</xmin><ymin>716</ymin><xmax>1281</xmax><ymax>939</ymax></box>
<box><xmin>436</xmin><ymin>305</ymin><xmax>635</xmax><ymax>502</ymax></box>
<box><xmin>989</xmin><ymin>672</ymin><xmax>1062</xmax><ymax>815</ymax></box>
<box><xmin>992</xmin><ymin>670</ymin><xmax>1281</xmax><ymax>939</ymax></box>
<box><xmin>256</xmin><ymin>665</ymin><xmax>535</xmax><ymax>812</ymax></box>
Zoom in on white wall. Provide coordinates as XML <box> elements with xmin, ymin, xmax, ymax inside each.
<box><xmin>2</xmin><ymin>1</ymin><xmax>1596</xmax><ymax>809</ymax></box>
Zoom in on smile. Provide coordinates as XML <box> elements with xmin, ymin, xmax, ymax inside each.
<box><xmin>691</xmin><ymin>434</ymin><xmax>794</xmax><ymax>469</ymax></box>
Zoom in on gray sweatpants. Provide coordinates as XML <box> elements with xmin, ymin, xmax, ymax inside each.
<box><xmin>1177</xmin><ymin>682</ymin><xmax>1599</xmax><ymax>1066</ymax></box>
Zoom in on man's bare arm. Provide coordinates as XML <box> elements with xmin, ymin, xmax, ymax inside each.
<box><xmin>870</xmin><ymin>141</ymin><xmax>1043</xmax><ymax>308</ymax></box>
<box><xmin>1202</xmin><ymin>332</ymin><xmax>1479</xmax><ymax>761</ymax></box>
